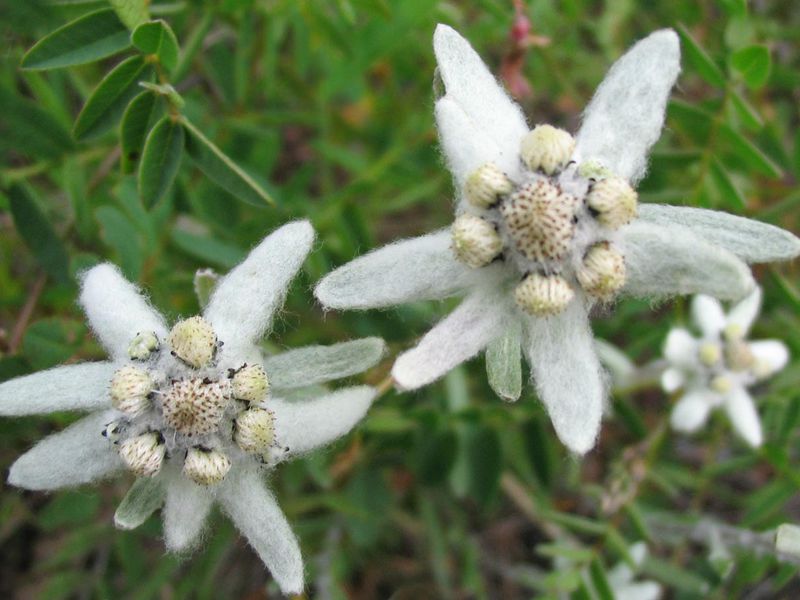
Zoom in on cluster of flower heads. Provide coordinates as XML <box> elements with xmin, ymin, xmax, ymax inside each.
<box><xmin>1</xmin><ymin>24</ymin><xmax>799</xmax><ymax>597</ymax></box>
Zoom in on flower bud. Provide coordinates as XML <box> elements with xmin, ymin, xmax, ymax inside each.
<box><xmin>698</xmin><ymin>343</ymin><xmax>721</xmax><ymax>367</ymax></box>
<box><xmin>451</xmin><ymin>214</ymin><xmax>503</xmax><ymax>268</ymax></box>
<box><xmin>183</xmin><ymin>447</ymin><xmax>231</xmax><ymax>485</ymax></box>
<box><xmin>576</xmin><ymin>243</ymin><xmax>626</xmax><ymax>300</ymax></box>
<box><xmin>586</xmin><ymin>176</ymin><xmax>638</xmax><ymax>229</ymax></box>
<box><xmin>128</xmin><ymin>331</ymin><xmax>160</xmax><ymax>360</ymax></box>
<box><xmin>234</xmin><ymin>407</ymin><xmax>276</xmax><ymax>453</ymax></box>
<box><xmin>710</xmin><ymin>375</ymin><xmax>732</xmax><ymax>394</ymax></box>
<box><xmin>231</xmin><ymin>364</ymin><xmax>269</xmax><ymax>403</ymax></box>
<box><xmin>110</xmin><ymin>366</ymin><xmax>153</xmax><ymax>416</ymax></box>
<box><xmin>514</xmin><ymin>273</ymin><xmax>574</xmax><ymax>316</ymax></box>
<box><xmin>119</xmin><ymin>432</ymin><xmax>165</xmax><ymax>477</ymax></box>
<box><xmin>520</xmin><ymin>124</ymin><xmax>575</xmax><ymax>175</ymax></box>
<box><xmin>168</xmin><ymin>316</ymin><xmax>217</xmax><ymax>368</ymax></box>
<box><xmin>464</xmin><ymin>163</ymin><xmax>513</xmax><ymax>209</ymax></box>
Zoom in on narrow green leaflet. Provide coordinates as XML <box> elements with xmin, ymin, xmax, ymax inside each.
<box><xmin>109</xmin><ymin>0</ymin><xmax>150</xmax><ymax>30</ymax></box>
<box><xmin>485</xmin><ymin>323</ymin><xmax>522</xmax><ymax>401</ymax></box>
<box><xmin>7</xmin><ymin>185</ymin><xmax>70</xmax><ymax>284</ymax></box>
<box><xmin>709</xmin><ymin>158</ymin><xmax>747</xmax><ymax>209</ymax></box>
<box><xmin>182</xmin><ymin>118</ymin><xmax>275</xmax><ymax>206</ymax></box>
<box><xmin>121</xmin><ymin>91</ymin><xmax>162</xmax><ymax>173</ymax></box>
<box><xmin>73</xmin><ymin>56</ymin><xmax>151</xmax><ymax>141</ymax></box>
<box><xmin>718</xmin><ymin>123</ymin><xmax>782</xmax><ymax>178</ymax></box>
<box><xmin>463</xmin><ymin>425</ymin><xmax>502</xmax><ymax>508</ymax></box>
<box><xmin>114</xmin><ymin>478</ymin><xmax>165</xmax><ymax>530</ymax></box>
<box><xmin>676</xmin><ymin>24</ymin><xmax>726</xmax><ymax>88</ymax></box>
<box><xmin>731</xmin><ymin>45</ymin><xmax>771</xmax><ymax>89</ymax></box>
<box><xmin>139</xmin><ymin>116</ymin><xmax>184</xmax><ymax>208</ymax></box>
<box><xmin>132</xmin><ymin>20</ymin><xmax>180</xmax><ymax>73</ymax></box>
<box><xmin>0</xmin><ymin>86</ymin><xmax>74</xmax><ymax>160</ymax></box>
<box><xmin>21</xmin><ymin>9</ymin><xmax>130</xmax><ymax>71</ymax></box>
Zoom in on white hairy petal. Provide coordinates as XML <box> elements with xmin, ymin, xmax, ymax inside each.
<box><xmin>163</xmin><ymin>466</ymin><xmax>214</xmax><ymax>551</ymax></box>
<box><xmin>315</xmin><ymin>231</ymin><xmax>491</xmax><ymax>310</ymax></box>
<box><xmin>79</xmin><ymin>264</ymin><xmax>168</xmax><ymax>360</ymax></box>
<box><xmin>615</xmin><ymin>583</ymin><xmax>662</xmax><ymax>600</ymax></box>
<box><xmin>264</xmin><ymin>338</ymin><xmax>385</xmax><ymax>389</ymax></box>
<box><xmin>8</xmin><ymin>410</ymin><xmax>122</xmax><ymax>490</ymax></box>
<box><xmin>218</xmin><ymin>464</ymin><xmax>303</xmax><ymax>595</ymax></box>
<box><xmin>660</xmin><ymin>367</ymin><xmax>686</xmax><ymax>393</ymax></box>
<box><xmin>574</xmin><ymin>29</ymin><xmax>680</xmax><ymax>183</ymax></box>
<box><xmin>621</xmin><ymin>221</ymin><xmax>754</xmax><ymax>301</ymax></box>
<box><xmin>523</xmin><ymin>300</ymin><xmax>604</xmax><ymax>455</ymax></box>
<box><xmin>724</xmin><ymin>386</ymin><xmax>763</xmax><ymax>447</ymax></box>
<box><xmin>114</xmin><ymin>476</ymin><xmax>165</xmax><ymax>530</ymax></box>
<box><xmin>726</xmin><ymin>286</ymin><xmax>762</xmax><ymax>335</ymax></box>
<box><xmin>485</xmin><ymin>321</ymin><xmax>522</xmax><ymax>402</ymax></box>
<box><xmin>637</xmin><ymin>204</ymin><xmax>800</xmax><ymax>263</ymax></box>
<box><xmin>663</xmin><ymin>329</ymin><xmax>698</xmax><ymax>368</ymax></box>
<box><xmin>392</xmin><ymin>288</ymin><xmax>512</xmax><ymax>390</ymax></box>
<box><xmin>271</xmin><ymin>386</ymin><xmax>376</xmax><ymax>458</ymax></box>
<box><xmin>670</xmin><ymin>390</ymin><xmax>713</xmax><ymax>433</ymax></box>
<box><xmin>204</xmin><ymin>221</ymin><xmax>314</xmax><ymax>366</ymax></box>
<box><xmin>433</xmin><ymin>24</ymin><xmax>528</xmax><ymax>183</ymax></box>
<box><xmin>750</xmin><ymin>340</ymin><xmax>790</xmax><ymax>375</ymax></box>
<box><xmin>0</xmin><ymin>362</ymin><xmax>114</xmax><ymax>416</ymax></box>
<box><xmin>691</xmin><ymin>295</ymin><xmax>726</xmax><ymax>338</ymax></box>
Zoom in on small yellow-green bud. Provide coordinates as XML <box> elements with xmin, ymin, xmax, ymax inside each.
<box><xmin>710</xmin><ymin>375</ymin><xmax>732</xmax><ymax>394</ymax></box>
<box><xmin>231</xmin><ymin>364</ymin><xmax>269</xmax><ymax>403</ymax></box>
<box><xmin>234</xmin><ymin>407</ymin><xmax>276</xmax><ymax>453</ymax></box>
<box><xmin>119</xmin><ymin>432</ymin><xmax>165</xmax><ymax>477</ymax></box>
<box><xmin>451</xmin><ymin>214</ymin><xmax>503</xmax><ymax>268</ymax></box>
<box><xmin>110</xmin><ymin>366</ymin><xmax>153</xmax><ymax>416</ymax></box>
<box><xmin>698</xmin><ymin>343</ymin><xmax>721</xmax><ymax>367</ymax></box>
<box><xmin>722</xmin><ymin>323</ymin><xmax>744</xmax><ymax>342</ymax></box>
<box><xmin>128</xmin><ymin>331</ymin><xmax>160</xmax><ymax>360</ymax></box>
<box><xmin>520</xmin><ymin>124</ymin><xmax>575</xmax><ymax>175</ymax></box>
<box><xmin>183</xmin><ymin>447</ymin><xmax>231</xmax><ymax>485</ymax></box>
<box><xmin>514</xmin><ymin>273</ymin><xmax>575</xmax><ymax>316</ymax></box>
<box><xmin>161</xmin><ymin>378</ymin><xmax>229</xmax><ymax>437</ymax></box>
<box><xmin>577</xmin><ymin>159</ymin><xmax>614</xmax><ymax>180</ymax></box>
<box><xmin>102</xmin><ymin>420</ymin><xmax>124</xmax><ymax>443</ymax></box>
<box><xmin>586</xmin><ymin>176</ymin><xmax>638</xmax><ymax>229</ymax></box>
<box><xmin>576</xmin><ymin>242</ymin><xmax>626</xmax><ymax>300</ymax></box>
<box><xmin>168</xmin><ymin>316</ymin><xmax>217</xmax><ymax>368</ymax></box>
<box><xmin>464</xmin><ymin>163</ymin><xmax>514</xmax><ymax>209</ymax></box>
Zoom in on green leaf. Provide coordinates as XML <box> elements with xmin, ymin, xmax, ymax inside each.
<box><xmin>0</xmin><ymin>85</ymin><xmax>74</xmax><ymax>160</ymax></box>
<box><xmin>731</xmin><ymin>45</ymin><xmax>771</xmax><ymax>89</ymax></box>
<box><xmin>677</xmin><ymin>24</ymin><xmax>726</xmax><ymax>88</ymax></box>
<box><xmin>109</xmin><ymin>0</ymin><xmax>150</xmax><ymax>30</ymax></box>
<box><xmin>22</xmin><ymin>319</ymin><xmax>85</xmax><ymax>370</ymax></box>
<box><xmin>182</xmin><ymin>118</ymin><xmax>275</xmax><ymax>207</ymax></box>
<box><xmin>21</xmin><ymin>9</ymin><xmax>130</xmax><ymax>71</ymax></box>
<box><xmin>114</xmin><ymin>478</ymin><xmax>165</xmax><ymax>530</ymax></box>
<box><xmin>73</xmin><ymin>55</ymin><xmax>151</xmax><ymax>141</ymax></box>
<box><xmin>463</xmin><ymin>425</ymin><xmax>502</xmax><ymax>508</ymax></box>
<box><xmin>96</xmin><ymin>205</ymin><xmax>145</xmax><ymax>279</ymax></box>
<box><xmin>120</xmin><ymin>91</ymin><xmax>162</xmax><ymax>173</ymax></box>
<box><xmin>170</xmin><ymin>229</ymin><xmax>245</xmax><ymax>269</ymax></box>
<box><xmin>485</xmin><ymin>323</ymin><xmax>522</xmax><ymax>401</ymax></box>
<box><xmin>709</xmin><ymin>158</ymin><xmax>747</xmax><ymax>209</ymax></box>
<box><xmin>132</xmin><ymin>20</ymin><xmax>180</xmax><ymax>73</ymax></box>
<box><xmin>8</xmin><ymin>185</ymin><xmax>70</xmax><ymax>284</ymax></box>
<box><xmin>588</xmin><ymin>558</ymin><xmax>615</xmax><ymax>600</ymax></box>
<box><xmin>718</xmin><ymin>123</ymin><xmax>782</xmax><ymax>178</ymax></box>
<box><xmin>138</xmin><ymin>116</ymin><xmax>184</xmax><ymax>208</ymax></box>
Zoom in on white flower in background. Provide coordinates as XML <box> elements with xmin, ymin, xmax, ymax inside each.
<box><xmin>315</xmin><ymin>25</ymin><xmax>800</xmax><ymax>454</ymax></box>
<box><xmin>662</xmin><ymin>287</ymin><xmax>789</xmax><ymax>447</ymax></box>
<box><xmin>606</xmin><ymin>543</ymin><xmax>662</xmax><ymax>600</ymax></box>
<box><xmin>0</xmin><ymin>221</ymin><xmax>386</xmax><ymax>596</ymax></box>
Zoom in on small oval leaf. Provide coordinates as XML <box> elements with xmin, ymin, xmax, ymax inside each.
<box><xmin>121</xmin><ymin>91</ymin><xmax>162</xmax><ymax>173</ymax></box>
<box><xmin>677</xmin><ymin>24</ymin><xmax>726</xmax><ymax>88</ymax></box>
<box><xmin>131</xmin><ymin>20</ymin><xmax>180</xmax><ymax>73</ymax></box>
<box><xmin>139</xmin><ymin>116</ymin><xmax>184</xmax><ymax>208</ymax></box>
<box><xmin>731</xmin><ymin>45</ymin><xmax>771</xmax><ymax>90</ymax></box>
<box><xmin>109</xmin><ymin>0</ymin><xmax>150</xmax><ymax>30</ymax></box>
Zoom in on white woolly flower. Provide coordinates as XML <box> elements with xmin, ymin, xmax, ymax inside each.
<box><xmin>661</xmin><ymin>287</ymin><xmax>789</xmax><ymax>447</ymax></box>
<box><xmin>315</xmin><ymin>25</ymin><xmax>800</xmax><ymax>455</ymax></box>
<box><xmin>0</xmin><ymin>221</ymin><xmax>387</xmax><ymax>596</ymax></box>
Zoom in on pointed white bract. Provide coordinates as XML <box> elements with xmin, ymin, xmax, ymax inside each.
<box><xmin>661</xmin><ymin>287</ymin><xmax>789</xmax><ymax>447</ymax></box>
<box><xmin>314</xmin><ymin>23</ymin><xmax>796</xmax><ymax>455</ymax></box>
<box><xmin>3</xmin><ymin>222</ymin><xmax>380</xmax><ymax>596</ymax></box>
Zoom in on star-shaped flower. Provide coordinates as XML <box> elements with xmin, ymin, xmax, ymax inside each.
<box><xmin>315</xmin><ymin>25</ymin><xmax>800</xmax><ymax>454</ymax></box>
<box><xmin>1</xmin><ymin>221</ymin><xmax>385</xmax><ymax>595</ymax></box>
<box><xmin>661</xmin><ymin>287</ymin><xmax>789</xmax><ymax>447</ymax></box>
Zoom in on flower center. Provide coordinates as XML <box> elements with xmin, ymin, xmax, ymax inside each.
<box><xmin>160</xmin><ymin>378</ymin><xmax>229</xmax><ymax>437</ymax></box>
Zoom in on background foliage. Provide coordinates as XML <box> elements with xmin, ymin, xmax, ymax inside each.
<box><xmin>1</xmin><ymin>0</ymin><xmax>799</xmax><ymax>598</ymax></box>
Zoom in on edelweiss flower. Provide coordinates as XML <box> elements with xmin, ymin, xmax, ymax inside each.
<box><xmin>1</xmin><ymin>221</ymin><xmax>385</xmax><ymax>595</ymax></box>
<box><xmin>315</xmin><ymin>25</ymin><xmax>800</xmax><ymax>454</ymax></box>
<box><xmin>661</xmin><ymin>287</ymin><xmax>789</xmax><ymax>447</ymax></box>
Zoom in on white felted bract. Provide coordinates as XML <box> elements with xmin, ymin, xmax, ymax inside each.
<box><xmin>574</xmin><ymin>29</ymin><xmax>680</xmax><ymax>183</ymax></box>
<box><xmin>670</xmin><ymin>391</ymin><xmax>713</xmax><ymax>433</ymax></box>
<box><xmin>621</xmin><ymin>221</ymin><xmax>754</xmax><ymax>300</ymax></box>
<box><xmin>163</xmin><ymin>468</ymin><xmax>215</xmax><ymax>551</ymax></box>
<box><xmin>264</xmin><ymin>338</ymin><xmax>385</xmax><ymax>389</ymax></box>
<box><xmin>392</xmin><ymin>289</ymin><xmax>511</xmax><ymax>390</ymax></box>
<box><xmin>204</xmin><ymin>221</ymin><xmax>314</xmax><ymax>364</ymax></box>
<box><xmin>315</xmin><ymin>231</ymin><xmax>489</xmax><ymax>310</ymax></box>
<box><xmin>750</xmin><ymin>340</ymin><xmax>790</xmax><ymax>374</ymax></box>
<box><xmin>523</xmin><ymin>300</ymin><xmax>604</xmax><ymax>455</ymax></box>
<box><xmin>691</xmin><ymin>295</ymin><xmax>726</xmax><ymax>338</ymax></box>
<box><xmin>663</xmin><ymin>329</ymin><xmax>697</xmax><ymax>368</ymax></box>
<box><xmin>615</xmin><ymin>582</ymin><xmax>662</xmax><ymax>600</ymax></box>
<box><xmin>727</xmin><ymin>287</ymin><xmax>762</xmax><ymax>335</ymax></box>
<box><xmin>433</xmin><ymin>24</ymin><xmax>528</xmax><ymax>182</ymax></box>
<box><xmin>724</xmin><ymin>386</ymin><xmax>762</xmax><ymax>447</ymax></box>
<box><xmin>637</xmin><ymin>204</ymin><xmax>800</xmax><ymax>263</ymax></box>
<box><xmin>661</xmin><ymin>367</ymin><xmax>685</xmax><ymax>393</ymax></box>
<box><xmin>114</xmin><ymin>476</ymin><xmax>165</xmax><ymax>530</ymax></box>
<box><xmin>485</xmin><ymin>322</ymin><xmax>522</xmax><ymax>402</ymax></box>
<box><xmin>218</xmin><ymin>464</ymin><xmax>303</xmax><ymax>595</ymax></box>
<box><xmin>0</xmin><ymin>362</ymin><xmax>114</xmax><ymax>416</ymax></box>
<box><xmin>271</xmin><ymin>386</ymin><xmax>376</xmax><ymax>457</ymax></box>
<box><xmin>79</xmin><ymin>264</ymin><xmax>168</xmax><ymax>359</ymax></box>
<box><xmin>8</xmin><ymin>410</ymin><xmax>123</xmax><ymax>490</ymax></box>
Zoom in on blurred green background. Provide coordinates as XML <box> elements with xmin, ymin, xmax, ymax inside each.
<box><xmin>1</xmin><ymin>0</ymin><xmax>799</xmax><ymax>597</ymax></box>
